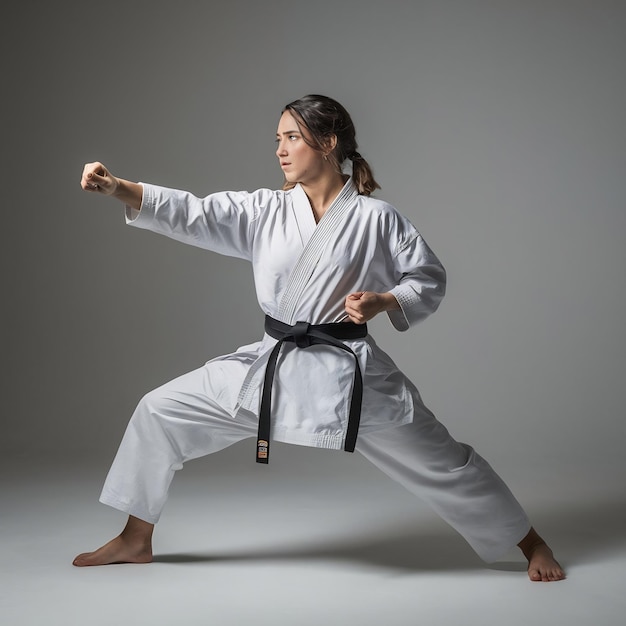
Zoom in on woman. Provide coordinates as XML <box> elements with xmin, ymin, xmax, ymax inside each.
<box><xmin>74</xmin><ymin>95</ymin><xmax>564</xmax><ymax>581</ymax></box>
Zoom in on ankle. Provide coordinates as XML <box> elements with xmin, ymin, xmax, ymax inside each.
<box><xmin>518</xmin><ymin>527</ymin><xmax>549</xmax><ymax>559</ymax></box>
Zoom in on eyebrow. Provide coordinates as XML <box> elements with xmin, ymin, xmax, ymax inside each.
<box><xmin>275</xmin><ymin>129</ymin><xmax>301</xmax><ymax>137</ymax></box>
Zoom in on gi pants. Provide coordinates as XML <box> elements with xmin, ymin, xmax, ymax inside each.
<box><xmin>99</xmin><ymin>366</ymin><xmax>531</xmax><ymax>563</ymax></box>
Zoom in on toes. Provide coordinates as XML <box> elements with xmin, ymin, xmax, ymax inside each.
<box><xmin>73</xmin><ymin>551</ymin><xmax>101</xmax><ymax>567</ymax></box>
<box><xmin>545</xmin><ymin>563</ymin><xmax>565</xmax><ymax>581</ymax></box>
<box><xmin>529</xmin><ymin>566</ymin><xmax>566</xmax><ymax>582</ymax></box>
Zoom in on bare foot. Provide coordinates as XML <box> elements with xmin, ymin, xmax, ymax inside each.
<box><xmin>526</xmin><ymin>543</ymin><xmax>565</xmax><ymax>582</ymax></box>
<box><xmin>518</xmin><ymin>527</ymin><xmax>566</xmax><ymax>582</ymax></box>
<box><xmin>73</xmin><ymin>515</ymin><xmax>154</xmax><ymax>567</ymax></box>
<box><xmin>73</xmin><ymin>534</ymin><xmax>152</xmax><ymax>566</ymax></box>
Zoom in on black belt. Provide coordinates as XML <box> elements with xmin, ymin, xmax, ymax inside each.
<box><xmin>257</xmin><ymin>315</ymin><xmax>368</xmax><ymax>464</ymax></box>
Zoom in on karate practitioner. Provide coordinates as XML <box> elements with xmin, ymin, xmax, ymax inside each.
<box><xmin>74</xmin><ymin>94</ymin><xmax>564</xmax><ymax>581</ymax></box>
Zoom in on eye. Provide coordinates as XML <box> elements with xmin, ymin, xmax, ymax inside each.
<box><xmin>288</xmin><ymin>135</ymin><xmax>298</xmax><ymax>141</ymax></box>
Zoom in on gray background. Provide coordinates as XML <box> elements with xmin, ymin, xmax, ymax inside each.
<box><xmin>4</xmin><ymin>0</ymin><xmax>624</xmax><ymax>474</ymax></box>
<box><xmin>2</xmin><ymin>1</ymin><xmax>625</xmax><ymax>624</ymax></box>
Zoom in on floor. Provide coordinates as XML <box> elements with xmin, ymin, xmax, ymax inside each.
<box><xmin>1</xmin><ymin>442</ymin><xmax>624</xmax><ymax>626</ymax></box>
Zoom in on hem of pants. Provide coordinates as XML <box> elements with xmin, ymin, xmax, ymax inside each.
<box><xmin>99</xmin><ymin>492</ymin><xmax>161</xmax><ymax>525</ymax></box>
<box><xmin>477</xmin><ymin>519</ymin><xmax>532</xmax><ymax>563</ymax></box>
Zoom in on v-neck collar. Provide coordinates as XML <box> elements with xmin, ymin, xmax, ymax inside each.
<box><xmin>291</xmin><ymin>178</ymin><xmax>358</xmax><ymax>244</ymax></box>
<box><xmin>278</xmin><ymin>178</ymin><xmax>360</xmax><ymax>323</ymax></box>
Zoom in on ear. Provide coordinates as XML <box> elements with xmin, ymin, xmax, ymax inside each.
<box><xmin>322</xmin><ymin>134</ymin><xmax>338</xmax><ymax>155</ymax></box>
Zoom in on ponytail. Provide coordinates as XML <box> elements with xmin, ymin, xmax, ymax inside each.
<box><xmin>349</xmin><ymin>152</ymin><xmax>380</xmax><ymax>196</ymax></box>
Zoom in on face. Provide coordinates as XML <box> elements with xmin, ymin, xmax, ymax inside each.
<box><xmin>275</xmin><ymin>110</ymin><xmax>326</xmax><ymax>186</ymax></box>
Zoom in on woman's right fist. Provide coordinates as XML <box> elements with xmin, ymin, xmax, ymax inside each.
<box><xmin>80</xmin><ymin>162</ymin><xmax>119</xmax><ymax>195</ymax></box>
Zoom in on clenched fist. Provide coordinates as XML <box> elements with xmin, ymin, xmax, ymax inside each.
<box><xmin>79</xmin><ymin>162</ymin><xmax>143</xmax><ymax>210</ymax></box>
<box><xmin>344</xmin><ymin>291</ymin><xmax>400</xmax><ymax>324</ymax></box>
<box><xmin>80</xmin><ymin>162</ymin><xmax>119</xmax><ymax>195</ymax></box>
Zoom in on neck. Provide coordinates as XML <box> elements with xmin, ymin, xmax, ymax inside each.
<box><xmin>301</xmin><ymin>173</ymin><xmax>348</xmax><ymax>222</ymax></box>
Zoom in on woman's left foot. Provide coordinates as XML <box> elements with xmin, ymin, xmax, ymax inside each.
<box><xmin>526</xmin><ymin>543</ymin><xmax>566</xmax><ymax>581</ymax></box>
<box><xmin>518</xmin><ymin>527</ymin><xmax>566</xmax><ymax>582</ymax></box>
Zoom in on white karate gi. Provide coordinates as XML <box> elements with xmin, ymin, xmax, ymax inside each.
<box><xmin>100</xmin><ymin>178</ymin><xmax>530</xmax><ymax>562</ymax></box>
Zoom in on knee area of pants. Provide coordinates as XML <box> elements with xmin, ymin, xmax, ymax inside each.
<box><xmin>135</xmin><ymin>388</ymin><xmax>175</xmax><ymax>419</ymax></box>
<box><xmin>448</xmin><ymin>443</ymin><xmax>476</xmax><ymax>473</ymax></box>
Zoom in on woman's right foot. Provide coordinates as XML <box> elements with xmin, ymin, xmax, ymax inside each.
<box><xmin>73</xmin><ymin>516</ymin><xmax>154</xmax><ymax>567</ymax></box>
<box><xmin>73</xmin><ymin>534</ymin><xmax>153</xmax><ymax>566</ymax></box>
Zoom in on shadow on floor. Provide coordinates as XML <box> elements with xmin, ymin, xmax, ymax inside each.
<box><xmin>153</xmin><ymin>524</ymin><xmax>484</xmax><ymax>572</ymax></box>
<box><xmin>153</xmin><ymin>498</ymin><xmax>626</xmax><ymax>574</ymax></box>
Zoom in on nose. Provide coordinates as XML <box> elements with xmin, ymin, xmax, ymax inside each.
<box><xmin>276</xmin><ymin>139</ymin><xmax>288</xmax><ymax>158</ymax></box>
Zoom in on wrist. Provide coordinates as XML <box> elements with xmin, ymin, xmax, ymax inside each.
<box><xmin>111</xmin><ymin>176</ymin><xmax>125</xmax><ymax>199</ymax></box>
<box><xmin>113</xmin><ymin>179</ymin><xmax>143</xmax><ymax>211</ymax></box>
<box><xmin>381</xmin><ymin>292</ymin><xmax>400</xmax><ymax>312</ymax></box>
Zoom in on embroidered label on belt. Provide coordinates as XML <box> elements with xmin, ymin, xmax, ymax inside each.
<box><xmin>257</xmin><ymin>440</ymin><xmax>269</xmax><ymax>461</ymax></box>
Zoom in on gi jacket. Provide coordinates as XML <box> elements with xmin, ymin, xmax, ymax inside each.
<box><xmin>126</xmin><ymin>178</ymin><xmax>446</xmax><ymax>450</ymax></box>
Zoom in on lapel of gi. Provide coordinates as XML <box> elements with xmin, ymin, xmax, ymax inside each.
<box><xmin>277</xmin><ymin>179</ymin><xmax>359</xmax><ymax>324</ymax></box>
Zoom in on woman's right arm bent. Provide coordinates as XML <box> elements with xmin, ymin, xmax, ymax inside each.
<box><xmin>80</xmin><ymin>161</ymin><xmax>143</xmax><ymax>211</ymax></box>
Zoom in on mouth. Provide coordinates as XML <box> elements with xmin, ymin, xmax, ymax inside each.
<box><xmin>280</xmin><ymin>162</ymin><xmax>291</xmax><ymax>168</ymax></box>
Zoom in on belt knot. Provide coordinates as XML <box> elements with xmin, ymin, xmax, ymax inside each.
<box><xmin>292</xmin><ymin>321</ymin><xmax>311</xmax><ymax>348</ymax></box>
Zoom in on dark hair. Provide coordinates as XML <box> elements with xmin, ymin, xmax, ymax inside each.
<box><xmin>282</xmin><ymin>94</ymin><xmax>381</xmax><ymax>196</ymax></box>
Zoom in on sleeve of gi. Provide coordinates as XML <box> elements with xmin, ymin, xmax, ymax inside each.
<box><xmin>125</xmin><ymin>183</ymin><xmax>265</xmax><ymax>261</ymax></box>
<box><xmin>386</xmin><ymin>226</ymin><xmax>447</xmax><ymax>332</ymax></box>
